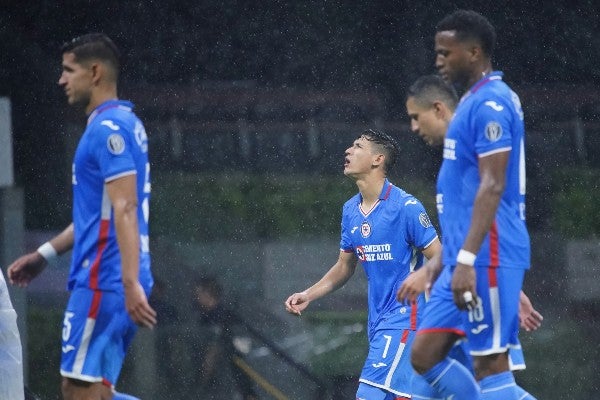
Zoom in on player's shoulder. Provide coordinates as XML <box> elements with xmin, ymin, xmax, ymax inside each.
<box><xmin>471</xmin><ymin>85</ymin><xmax>519</xmax><ymax>120</ymax></box>
<box><xmin>102</xmin><ymin>106</ymin><xmax>140</xmax><ymax>128</ymax></box>
<box><xmin>388</xmin><ymin>185</ymin><xmax>423</xmax><ymax>209</ymax></box>
<box><xmin>477</xmin><ymin>77</ymin><xmax>517</xmax><ymax>103</ymax></box>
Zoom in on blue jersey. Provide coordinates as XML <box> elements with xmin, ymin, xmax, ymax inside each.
<box><xmin>437</xmin><ymin>72</ymin><xmax>530</xmax><ymax>269</ymax></box>
<box><xmin>70</xmin><ymin>100</ymin><xmax>153</xmax><ymax>292</ymax></box>
<box><xmin>340</xmin><ymin>179</ymin><xmax>438</xmax><ymax>334</ymax></box>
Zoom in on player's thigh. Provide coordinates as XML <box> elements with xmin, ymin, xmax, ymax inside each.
<box><xmin>61</xmin><ymin>376</ymin><xmax>111</xmax><ymax>400</ymax></box>
<box><xmin>466</xmin><ymin>267</ymin><xmax>524</xmax><ymax>355</ymax></box>
<box><xmin>61</xmin><ymin>288</ymin><xmax>135</xmax><ymax>385</ymax></box>
<box><xmin>418</xmin><ymin>265</ymin><xmax>465</xmax><ymax>337</ymax></box>
<box><xmin>360</xmin><ymin>328</ymin><xmax>414</xmax><ymax>398</ymax></box>
<box><xmin>414</xmin><ymin>265</ymin><xmax>465</xmax><ymax>368</ymax></box>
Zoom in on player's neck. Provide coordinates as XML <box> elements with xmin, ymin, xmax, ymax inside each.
<box><xmin>356</xmin><ymin>176</ymin><xmax>385</xmax><ymax>209</ymax></box>
<box><xmin>466</xmin><ymin>63</ymin><xmax>493</xmax><ymax>89</ymax></box>
<box><xmin>85</xmin><ymin>87</ymin><xmax>119</xmax><ymax>115</ymax></box>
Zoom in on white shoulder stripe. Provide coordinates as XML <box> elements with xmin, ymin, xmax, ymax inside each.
<box><xmin>478</xmin><ymin>146</ymin><xmax>512</xmax><ymax>158</ymax></box>
<box><xmin>105</xmin><ymin>170</ymin><xmax>137</xmax><ymax>182</ymax></box>
<box><xmin>423</xmin><ymin>236</ymin><xmax>439</xmax><ymax>250</ymax></box>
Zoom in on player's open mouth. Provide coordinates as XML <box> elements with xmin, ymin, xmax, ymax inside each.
<box><xmin>344</xmin><ymin>157</ymin><xmax>350</xmax><ymax>167</ymax></box>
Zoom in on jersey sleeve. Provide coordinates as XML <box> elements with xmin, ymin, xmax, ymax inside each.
<box><xmin>472</xmin><ymin>97</ymin><xmax>514</xmax><ymax>157</ymax></box>
<box><xmin>403</xmin><ymin>198</ymin><xmax>438</xmax><ymax>249</ymax></box>
<box><xmin>91</xmin><ymin>118</ymin><xmax>137</xmax><ymax>181</ymax></box>
<box><xmin>339</xmin><ymin>204</ymin><xmax>354</xmax><ymax>253</ymax></box>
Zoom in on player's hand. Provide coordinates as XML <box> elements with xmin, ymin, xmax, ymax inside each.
<box><xmin>124</xmin><ymin>281</ymin><xmax>157</xmax><ymax>329</ymax></box>
<box><xmin>284</xmin><ymin>292</ymin><xmax>310</xmax><ymax>316</ymax></box>
<box><xmin>451</xmin><ymin>263</ymin><xmax>477</xmax><ymax>310</ymax></box>
<box><xmin>519</xmin><ymin>291</ymin><xmax>543</xmax><ymax>332</ymax></box>
<box><xmin>397</xmin><ymin>267</ymin><xmax>431</xmax><ymax>304</ymax></box>
<box><xmin>7</xmin><ymin>252</ymin><xmax>47</xmax><ymax>288</ymax></box>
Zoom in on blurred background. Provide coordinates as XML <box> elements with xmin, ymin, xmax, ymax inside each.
<box><xmin>1</xmin><ymin>0</ymin><xmax>599</xmax><ymax>398</ymax></box>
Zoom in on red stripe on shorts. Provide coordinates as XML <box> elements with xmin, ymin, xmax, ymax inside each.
<box><xmin>88</xmin><ymin>290</ymin><xmax>103</xmax><ymax>319</ymax></box>
<box><xmin>401</xmin><ymin>329</ymin><xmax>410</xmax><ymax>344</ymax></box>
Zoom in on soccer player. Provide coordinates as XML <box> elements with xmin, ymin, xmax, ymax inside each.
<box><xmin>407</xmin><ymin>10</ymin><xmax>533</xmax><ymax>399</ymax></box>
<box><xmin>285</xmin><ymin>129</ymin><xmax>441</xmax><ymax>399</ymax></box>
<box><xmin>7</xmin><ymin>33</ymin><xmax>156</xmax><ymax>400</ymax></box>
<box><xmin>401</xmin><ymin>74</ymin><xmax>541</xmax><ymax>399</ymax></box>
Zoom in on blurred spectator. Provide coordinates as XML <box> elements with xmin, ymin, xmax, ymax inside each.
<box><xmin>192</xmin><ymin>276</ymin><xmax>258</xmax><ymax>400</ymax></box>
<box><xmin>150</xmin><ymin>278</ymin><xmax>178</xmax><ymax>325</ymax></box>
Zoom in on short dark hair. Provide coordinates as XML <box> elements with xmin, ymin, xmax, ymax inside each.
<box><xmin>194</xmin><ymin>276</ymin><xmax>223</xmax><ymax>300</ymax></box>
<box><xmin>61</xmin><ymin>33</ymin><xmax>121</xmax><ymax>75</ymax></box>
<box><xmin>360</xmin><ymin>128</ymin><xmax>399</xmax><ymax>173</ymax></box>
<box><xmin>407</xmin><ymin>75</ymin><xmax>459</xmax><ymax>111</ymax></box>
<box><xmin>436</xmin><ymin>10</ymin><xmax>496</xmax><ymax>58</ymax></box>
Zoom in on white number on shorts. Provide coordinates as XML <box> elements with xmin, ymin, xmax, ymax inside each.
<box><xmin>382</xmin><ymin>334</ymin><xmax>392</xmax><ymax>359</ymax></box>
<box><xmin>62</xmin><ymin>312</ymin><xmax>75</xmax><ymax>341</ymax></box>
<box><xmin>467</xmin><ymin>298</ymin><xmax>484</xmax><ymax>323</ymax></box>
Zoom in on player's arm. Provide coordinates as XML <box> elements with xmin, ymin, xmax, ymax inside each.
<box><xmin>106</xmin><ymin>174</ymin><xmax>157</xmax><ymax>329</ymax></box>
<box><xmin>284</xmin><ymin>250</ymin><xmax>357</xmax><ymax>316</ymax></box>
<box><xmin>397</xmin><ymin>237</ymin><xmax>442</xmax><ymax>304</ymax></box>
<box><xmin>421</xmin><ymin>237</ymin><xmax>443</xmax><ymax>281</ymax></box>
<box><xmin>7</xmin><ymin>223</ymin><xmax>74</xmax><ymax>287</ymax></box>
<box><xmin>519</xmin><ymin>290</ymin><xmax>543</xmax><ymax>331</ymax></box>
<box><xmin>452</xmin><ymin>150</ymin><xmax>509</xmax><ymax>309</ymax></box>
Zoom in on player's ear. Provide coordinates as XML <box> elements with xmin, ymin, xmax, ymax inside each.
<box><xmin>433</xmin><ymin>101</ymin><xmax>446</xmax><ymax>119</ymax></box>
<box><xmin>90</xmin><ymin>62</ymin><xmax>102</xmax><ymax>85</ymax></box>
<box><xmin>372</xmin><ymin>153</ymin><xmax>385</xmax><ymax>168</ymax></box>
<box><xmin>469</xmin><ymin>43</ymin><xmax>484</xmax><ymax>63</ymax></box>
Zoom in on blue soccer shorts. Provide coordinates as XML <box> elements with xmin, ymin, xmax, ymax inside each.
<box><xmin>450</xmin><ymin>337</ymin><xmax>527</xmax><ymax>372</ymax></box>
<box><xmin>358</xmin><ymin>327</ymin><xmax>415</xmax><ymax>399</ymax></box>
<box><xmin>418</xmin><ymin>264</ymin><xmax>524</xmax><ymax>356</ymax></box>
<box><xmin>60</xmin><ymin>287</ymin><xmax>137</xmax><ymax>387</ymax></box>
<box><xmin>467</xmin><ymin>265</ymin><xmax>524</xmax><ymax>355</ymax></box>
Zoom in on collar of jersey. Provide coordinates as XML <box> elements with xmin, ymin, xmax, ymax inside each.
<box><xmin>87</xmin><ymin>99</ymin><xmax>133</xmax><ymax>126</ymax></box>
<box><xmin>459</xmin><ymin>71</ymin><xmax>503</xmax><ymax>106</ymax></box>
<box><xmin>379</xmin><ymin>179</ymin><xmax>393</xmax><ymax>200</ymax></box>
<box><xmin>470</xmin><ymin>70</ymin><xmax>503</xmax><ymax>94</ymax></box>
<box><xmin>358</xmin><ymin>179</ymin><xmax>393</xmax><ymax>216</ymax></box>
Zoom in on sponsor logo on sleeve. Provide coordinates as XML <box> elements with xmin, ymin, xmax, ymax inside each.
<box><xmin>107</xmin><ymin>134</ymin><xmax>126</xmax><ymax>155</ymax></box>
<box><xmin>419</xmin><ymin>213</ymin><xmax>432</xmax><ymax>228</ymax></box>
<box><xmin>484</xmin><ymin>121</ymin><xmax>503</xmax><ymax>142</ymax></box>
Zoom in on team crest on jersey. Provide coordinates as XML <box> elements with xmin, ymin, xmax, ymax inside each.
<box><xmin>107</xmin><ymin>134</ymin><xmax>126</xmax><ymax>154</ymax></box>
<box><xmin>360</xmin><ymin>221</ymin><xmax>372</xmax><ymax>238</ymax></box>
<box><xmin>419</xmin><ymin>213</ymin><xmax>432</xmax><ymax>228</ymax></box>
<box><xmin>484</xmin><ymin>121</ymin><xmax>503</xmax><ymax>142</ymax></box>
